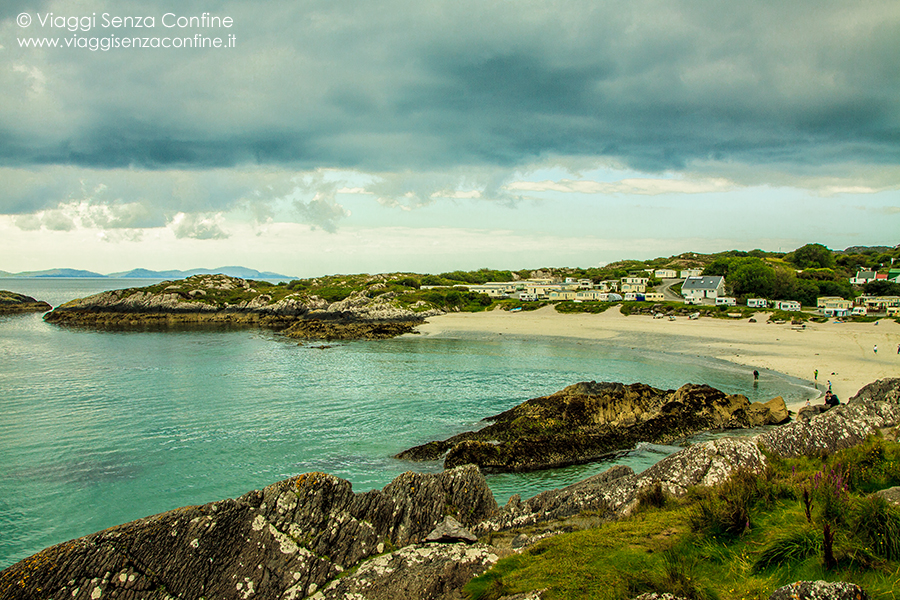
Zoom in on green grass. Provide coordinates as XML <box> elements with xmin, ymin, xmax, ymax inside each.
<box><xmin>465</xmin><ymin>437</ymin><xmax>900</xmax><ymax>600</ymax></box>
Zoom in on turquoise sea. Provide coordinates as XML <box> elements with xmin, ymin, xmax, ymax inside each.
<box><xmin>0</xmin><ymin>279</ymin><xmax>817</xmax><ymax>569</ymax></box>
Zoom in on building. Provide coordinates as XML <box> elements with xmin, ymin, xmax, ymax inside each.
<box><xmin>746</xmin><ymin>298</ymin><xmax>768</xmax><ymax>308</ymax></box>
<box><xmin>643</xmin><ymin>292</ymin><xmax>665</xmax><ymax>302</ymax></box>
<box><xmin>654</xmin><ymin>269</ymin><xmax>677</xmax><ymax>279</ymax></box>
<box><xmin>681</xmin><ymin>276</ymin><xmax>725</xmax><ymax>303</ymax></box>
<box><xmin>621</xmin><ymin>282</ymin><xmax>647</xmax><ymax>293</ymax></box>
<box><xmin>855</xmin><ymin>295</ymin><xmax>900</xmax><ymax>312</ymax></box>
<box><xmin>548</xmin><ymin>289</ymin><xmax>577</xmax><ymax>301</ymax></box>
<box><xmin>850</xmin><ymin>270</ymin><xmax>878</xmax><ymax>285</ymax></box>
<box><xmin>622</xmin><ymin>276</ymin><xmax>649</xmax><ymax>285</ymax></box>
<box><xmin>775</xmin><ymin>300</ymin><xmax>802</xmax><ymax>311</ymax></box>
<box><xmin>715</xmin><ymin>297</ymin><xmax>737</xmax><ymax>306</ymax></box>
<box><xmin>680</xmin><ymin>269</ymin><xmax>702</xmax><ymax>278</ymax></box>
<box><xmin>817</xmin><ymin>297</ymin><xmax>852</xmax><ymax>316</ymax></box>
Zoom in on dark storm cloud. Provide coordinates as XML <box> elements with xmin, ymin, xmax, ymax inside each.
<box><xmin>3</xmin><ymin>0</ymin><xmax>899</xmax><ymax>176</ymax></box>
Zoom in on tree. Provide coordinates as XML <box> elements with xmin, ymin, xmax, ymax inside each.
<box><xmin>787</xmin><ymin>243</ymin><xmax>835</xmax><ymax>270</ymax></box>
<box><xmin>727</xmin><ymin>258</ymin><xmax>776</xmax><ymax>298</ymax></box>
<box><xmin>863</xmin><ymin>280</ymin><xmax>900</xmax><ymax>296</ymax></box>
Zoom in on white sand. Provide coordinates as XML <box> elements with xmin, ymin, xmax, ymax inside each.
<box><xmin>414</xmin><ymin>306</ymin><xmax>900</xmax><ymax>411</ymax></box>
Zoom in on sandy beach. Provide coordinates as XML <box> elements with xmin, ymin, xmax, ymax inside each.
<box><xmin>415</xmin><ymin>306</ymin><xmax>900</xmax><ymax>411</ymax></box>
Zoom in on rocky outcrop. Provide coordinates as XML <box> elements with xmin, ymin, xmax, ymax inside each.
<box><xmin>769</xmin><ymin>581</ymin><xmax>870</xmax><ymax>600</ymax></box>
<box><xmin>476</xmin><ymin>378</ymin><xmax>900</xmax><ymax>534</ymax></box>
<box><xmin>42</xmin><ymin>275</ymin><xmax>439</xmax><ymax>339</ymax></box>
<box><xmin>0</xmin><ymin>291</ymin><xmax>51</xmax><ymax>314</ymax></box>
<box><xmin>0</xmin><ymin>466</ymin><xmax>496</xmax><ymax>600</ymax></box>
<box><xmin>396</xmin><ymin>382</ymin><xmax>789</xmax><ymax>473</ymax></box>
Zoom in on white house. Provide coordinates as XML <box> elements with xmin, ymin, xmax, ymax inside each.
<box><xmin>622</xmin><ymin>276</ymin><xmax>649</xmax><ymax>286</ymax></box>
<box><xmin>644</xmin><ymin>292</ymin><xmax>665</xmax><ymax>302</ymax></box>
<box><xmin>680</xmin><ymin>269</ymin><xmax>703</xmax><ymax>279</ymax></box>
<box><xmin>654</xmin><ymin>269</ymin><xmax>677</xmax><ymax>279</ymax></box>
<box><xmin>776</xmin><ymin>300</ymin><xmax>802</xmax><ymax>311</ymax></box>
<box><xmin>715</xmin><ymin>297</ymin><xmax>737</xmax><ymax>306</ymax></box>
<box><xmin>747</xmin><ymin>298</ymin><xmax>768</xmax><ymax>308</ymax></box>
<box><xmin>850</xmin><ymin>270</ymin><xmax>878</xmax><ymax>285</ymax></box>
<box><xmin>681</xmin><ymin>276</ymin><xmax>725</xmax><ymax>303</ymax></box>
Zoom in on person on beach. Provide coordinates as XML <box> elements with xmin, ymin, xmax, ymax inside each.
<box><xmin>874</xmin><ymin>344</ymin><xmax>878</xmax><ymax>354</ymax></box>
<box><xmin>827</xmin><ymin>380</ymin><xmax>832</xmax><ymax>392</ymax></box>
<box><xmin>814</xmin><ymin>369</ymin><xmax>818</xmax><ymax>381</ymax></box>
<box><xmin>753</xmin><ymin>369</ymin><xmax>759</xmax><ymax>381</ymax></box>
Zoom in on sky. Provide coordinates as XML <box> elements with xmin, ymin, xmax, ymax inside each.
<box><xmin>2</xmin><ymin>0</ymin><xmax>899</xmax><ymax>277</ymax></box>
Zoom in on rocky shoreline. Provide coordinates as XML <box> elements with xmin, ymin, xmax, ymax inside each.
<box><xmin>0</xmin><ymin>291</ymin><xmax>51</xmax><ymax>314</ymax></box>
<box><xmin>396</xmin><ymin>381</ymin><xmax>789</xmax><ymax>472</ymax></box>
<box><xmin>2</xmin><ymin>378</ymin><xmax>898</xmax><ymax>600</ymax></box>
<box><xmin>41</xmin><ymin>274</ymin><xmax>438</xmax><ymax>340</ymax></box>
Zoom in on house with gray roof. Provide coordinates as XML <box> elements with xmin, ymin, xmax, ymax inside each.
<box><xmin>681</xmin><ymin>276</ymin><xmax>725</xmax><ymax>304</ymax></box>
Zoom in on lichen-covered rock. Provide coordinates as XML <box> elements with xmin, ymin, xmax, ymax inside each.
<box><xmin>397</xmin><ymin>382</ymin><xmax>786</xmax><ymax>473</ymax></box>
<box><xmin>0</xmin><ymin>291</ymin><xmax>51</xmax><ymax>314</ymax></box>
<box><xmin>310</xmin><ymin>543</ymin><xmax>498</xmax><ymax>600</ymax></box>
<box><xmin>281</xmin><ymin>318</ymin><xmax>423</xmax><ymax>340</ymax></box>
<box><xmin>768</xmin><ymin>580</ymin><xmax>869</xmax><ymax>600</ymax></box>
<box><xmin>0</xmin><ymin>466</ymin><xmax>497</xmax><ymax>600</ymax></box>
<box><xmin>874</xmin><ymin>486</ymin><xmax>900</xmax><ymax>506</ymax></box>
<box><xmin>757</xmin><ymin>379</ymin><xmax>900</xmax><ymax>458</ymax></box>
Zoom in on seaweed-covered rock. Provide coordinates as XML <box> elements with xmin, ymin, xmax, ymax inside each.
<box><xmin>397</xmin><ymin>382</ymin><xmax>788</xmax><ymax>473</ymax></box>
<box><xmin>0</xmin><ymin>291</ymin><xmax>51</xmax><ymax>314</ymax></box>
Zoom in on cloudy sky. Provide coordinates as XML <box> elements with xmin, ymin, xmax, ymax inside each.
<box><xmin>2</xmin><ymin>0</ymin><xmax>898</xmax><ymax>276</ymax></box>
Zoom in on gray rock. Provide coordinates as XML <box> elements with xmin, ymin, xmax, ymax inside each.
<box><xmin>769</xmin><ymin>580</ymin><xmax>869</xmax><ymax>600</ymax></box>
<box><xmin>874</xmin><ymin>486</ymin><xmax>900</xmax><ymax>506</ymax></box>
<box><xmin>311</xmin><ymin>543</ymin><xmax>498</xmax><ymax>600</ymax></box>
<box><xmin>797</xmin><ymin>404</ymin><xmax>831</xmax><ymax>422</ymax></box>
<box><xmin>425</xmin><ymin>515</ymin><xmax>478</xmax><ymax>544</ymax></box>
<box><xmin>0</xmin><ymin>466</ymin><xmax>496</xmax><ymax>600</ymax></box>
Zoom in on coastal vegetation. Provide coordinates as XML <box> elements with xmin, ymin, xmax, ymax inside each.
<box><xmin>466</xmin><ymin>436</ymin><xmax>900</xmax><ymax>600</ymax></box>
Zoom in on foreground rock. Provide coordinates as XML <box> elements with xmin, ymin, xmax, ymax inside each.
<box><xmin>769</xmin><ymin>581</ymin><xmax>870</xmax><ymax>600</ymax></box>
<box><xmin>397</xmin><ymin>382</ymin><xmax>789</xmax><ymax>472</ymax></box>
<box><xmin>0</xmin><ymin>291</ymin><xmax>51</xmax><ymax>314</ymax></box>
<box><xmin>0</xmin><ymin>467</ymin><xmax>496</xmax><ymax>600</ymax></box>
<box><xmin>310</xmin><ymin>543</ymin><xmax>498</xmax><ymax>600</ymax></box>
<box><xmin>42</xmin><ymin>274</ymin><xmax>438</xmax><ymax>339</ymax></box>
<box><xmin>2</xmin><ymin>379</ymin><xmax>898</xmax><ymax>600</ymax></box>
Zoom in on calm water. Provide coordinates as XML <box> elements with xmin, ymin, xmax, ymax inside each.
<box><xmin>0</xmin><ymin>279</ymin><xmax>817</xmax><ymax>568</ymax></box>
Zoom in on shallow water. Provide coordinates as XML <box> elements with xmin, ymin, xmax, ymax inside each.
<box><xmin>0</xmin><ymin>279</ymin><xmax>817</xmax><ymax>568</ymax></box>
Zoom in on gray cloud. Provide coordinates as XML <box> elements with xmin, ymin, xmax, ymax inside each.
<box><xmin>2</xmin><ymin>0</ymin><xmax>899</xmax><ymax>218</ymax></box>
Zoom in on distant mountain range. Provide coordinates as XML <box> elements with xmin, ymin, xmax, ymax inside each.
<box><xmin>0</xmin><ymin>267</ymin><xmax>295</xmax><ymax>279</ymax></box>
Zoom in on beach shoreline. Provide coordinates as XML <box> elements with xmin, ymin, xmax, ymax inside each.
<box><xmin>412</xmin><ymin>305</ymin><xmax>900</xmax><ymax>413</ymax></box>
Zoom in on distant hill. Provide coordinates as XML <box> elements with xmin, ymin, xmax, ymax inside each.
<box><xmin>9</xmin><ymin>268</ymin><xmax>106</xmax><ymax>278</ymax></box>
<box><xmin>0</xmin><ymin>267</ymin><xmax>295</xmax><ymax>279</ymax></box>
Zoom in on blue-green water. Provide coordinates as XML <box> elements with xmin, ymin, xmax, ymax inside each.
<box><xmin>0</xmin><ymin>279</ymin><xmax>817</xmax><ymax>568</ymax></box>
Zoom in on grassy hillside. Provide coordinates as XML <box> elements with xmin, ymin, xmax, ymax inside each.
<box><xmin>466</xmin><ymin>436</ymin><xmax>900</xmax><ymax>600</ymax></box>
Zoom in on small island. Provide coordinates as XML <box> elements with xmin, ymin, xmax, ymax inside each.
<box><xmin>42</xmin><ymin>273</ymin><xmax>443</xmax><ymax>340</ymax></box>
<box><xmin>0</xmin><ymin>291</ymin><xmax>52</xmax><ymax>315</ymax></box>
